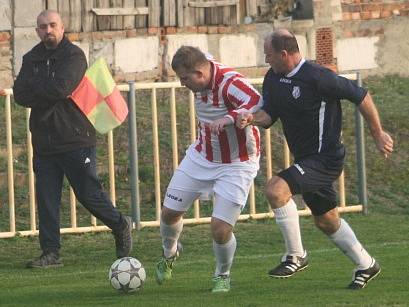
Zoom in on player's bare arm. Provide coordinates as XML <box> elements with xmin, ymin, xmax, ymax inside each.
<box><xmin>209</xmin><ymin>116</ymin><xmax>234</xmax><ymax>134</ymax></box>
<box><xmin>236</xmin><ymin>109</ymin><xmax>273</xmax><ymax>129</ymax></box>
<box><xmin>358</xmin><ymin>93</ymin><xmax>394</xmax><ymax>157</ymax></box>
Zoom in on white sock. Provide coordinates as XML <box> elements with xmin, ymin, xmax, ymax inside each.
<box><xmin>213</xmin><ymin>233</ymin><xmax>237</xmax><ymax>277</ymax></box>
<box><xmin>160</xmin><ymin>217</ymin><xmax>183</xmax><ymax>259</ymax></box>
<box><xmin>273</xmin><ymin>198</ymin><xmax>304</xmax><ymax>260</ymax></box>
<box><xmin>329</xmin><ymin>218</ymin><xmax>373</xmax><ymax>269</ymax></box>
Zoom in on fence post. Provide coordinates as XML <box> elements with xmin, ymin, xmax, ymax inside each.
<box><xmin>127</xmin><ymin>82</ymin><xmax>141</xmax><ymax>229</ymax></box>
<box><xmin>354</xmin><ymin>72</ymin><xmax>368</xmax><ymax>214</ymax></box>
<box><xmin>5</xmin><ymin>93</ymin><xmax>15</xmax><ymax>233</ymax></box>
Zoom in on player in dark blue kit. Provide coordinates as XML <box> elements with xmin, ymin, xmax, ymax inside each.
<box><xmin>237</xmin><ymin>29</ymin><xmax>394</xmax><ymax>289</ymax></box>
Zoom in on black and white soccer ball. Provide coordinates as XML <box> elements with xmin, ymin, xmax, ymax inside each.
<box><xmin>109</xmin><ymin>257</ymin><xmax>146</xmax><ymax>293</ymax></box>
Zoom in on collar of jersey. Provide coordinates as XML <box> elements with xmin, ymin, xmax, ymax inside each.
<box><xmin>286</xmin><ymin>58</ymin><xmax>306</xmax><ymax>78</ymax></box>
<box><xmin>206</xmin><ymin>61</ymin><xmax>217</xmax><ymax>90</ymax></box>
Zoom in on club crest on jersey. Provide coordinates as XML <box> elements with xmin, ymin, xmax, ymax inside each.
<box><xmin>292</xmin><ymin>86</ymin><xmax>301</xmax><ymax>99</ymax></box>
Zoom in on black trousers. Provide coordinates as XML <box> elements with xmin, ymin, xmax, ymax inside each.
<box><xmin>33</xmin><ymin>146</ymin><xmax>123</xmax><ymax>253</ymax></box>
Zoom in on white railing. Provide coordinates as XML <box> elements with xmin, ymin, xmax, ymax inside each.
<box><xmin>0</xmin><ymin>75</ymin><xmax>362</xmax><ymax>238</ymax></box>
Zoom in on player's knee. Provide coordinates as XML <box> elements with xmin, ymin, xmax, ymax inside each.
<box><xmin>213</xmin><ymin>229</ymin><xmax>232</xmax><ymax>244</ymax></box>
<box><xmin>211</xmin><ymin>218</ymin><xmax>233</xmax><ymax>244</ymax></box>
<box><xmin>161</xmin><ymin>206</ymin><xmax>184</xmax><ymax>225</ymax></box>
<box><xmin>314</xmin><ymin>209</ymin><xmax>340</xmax><ymax>235</ymax></box>
<box><xmin>264</xmin><ymin>178</ymin><xmax>288</xmax><ymax>208</ymax></box>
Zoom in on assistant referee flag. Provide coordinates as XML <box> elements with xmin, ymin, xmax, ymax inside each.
<box><xmin>70</xmin><ymin>57</ymin><xmax>128</xmax><ymax>134</ymax></box>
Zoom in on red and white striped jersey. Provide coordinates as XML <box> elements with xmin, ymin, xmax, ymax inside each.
<box><xmin>193</xmin><ymin>60</ymin><xmax>263</xmax><ymax>163</ymax></box>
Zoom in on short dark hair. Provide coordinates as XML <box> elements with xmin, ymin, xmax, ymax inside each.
<box><xmin>270</xmin><ymin>32</ymin><xmax>299</xmax><ymax>54</ymax></box>
<box><xmin>171</xmin><ymin>46</ymin><xmax>208</xmax><ymax>72</ymax></box>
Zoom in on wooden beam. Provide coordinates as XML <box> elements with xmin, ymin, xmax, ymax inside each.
<box><xmin>91</xmin><ymin>7</ymin><xmax>149</xmax><ymax>15</ymax></box>
<box><xmin>183</xmin><ymin>0</ymin><xmax>195</xmax><ymax>26</ymax></box>
<box><xmin>59</xmin><ymin>0</ymin><xmax>71</xmax><ymax>30</ymax></box>
<box><xmin>177</xmin><ymin>0</ymin><xmax>184</xmax><ymax>27</ymax></box>
<box><xmin>163</xmin><ymin>0</ymin><xmax>177</xmax><ymax>26</ymax></box>
<box><xmin>110</xmin><ymin>0</ymin><xmax>124</xmax><ymax>30</ymax></box>
<box><xmin>188</xmin><ymin>0</ymin><xmax>238</xmax><ymax>8</ymax></box>
<box><xmin>135</xmin><ymin>0</ymin><xmax>148</xmax><ymax>28</ymax></box>
<box><xmin>96</xmin><ymin>0</ymin><xmax>111</xmax><ymax>31</ymax></box>
<box><xmin>195</xmin><ymin>0</ymin><xmax>205</xmax><ymax>25</ymax></box>
<box><xmin>82</xmin><ymin>0</ymin><xmax>95</xmax><ymax>32</ymax></box>
<box><xmin>222</xmin><ymin>4</ymin><xmax>231</xmax><ymax>25</ymax></box>
<box><xmin>246</xmin><ymin>0</ymin><xmax>258</xmax><ymax>16</ymax></box>
<box><xmin>123</xmin><ymin>0</ymin><xmax>136</xmax><ymax>29</ymax></box>
<box><xmin>148</xmin><ymin>0</ymin><xmax>160</xmax><ymax>27</ymax></box>
<box><xmin>70</xmin><ymin>0</ymin><xmax>82</xmax><ymax>32</ymax></box>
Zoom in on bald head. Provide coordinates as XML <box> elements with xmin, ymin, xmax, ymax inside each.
<box><xmin>36</xmin><ymin>10</ymin><xmax>65</xmax><ymax>49</ymax></box>
<box><xmin>266</xmin><ymin>29</ymin><xmax>299</xmax><ymax>54</ymax></box>
<box><xmin>264</xmin><ymin>29</ymin><xmax>302</xmax><ymax>74</ymax></box>
<box><xmin>274</xmin><ymin>28</ymin><xmax>293</xmax><ymax>37</ymax></box>
<box><xmin>37</xmin><ymin>10</ymin><xmax>63</xmax><ymax>25</ymax></box>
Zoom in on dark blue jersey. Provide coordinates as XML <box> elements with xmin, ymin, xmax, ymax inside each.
<box><xmin>262</xmin><ymin>60</ymin><xmax>367</xmax><ymax>159</ymax></box>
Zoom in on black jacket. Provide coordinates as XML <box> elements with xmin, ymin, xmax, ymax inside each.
<box><xmin>13</xmin><ymin>36</ymin><xmax>96</xmax><ymax>155</ymax></box>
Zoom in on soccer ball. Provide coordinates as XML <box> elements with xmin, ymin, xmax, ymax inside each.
<box><xmin>109</xmin><ymin>257</ymin><xmax>146</xmax><ymax>293</ymax></box>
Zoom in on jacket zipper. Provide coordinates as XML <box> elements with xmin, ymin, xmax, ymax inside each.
<box><xmin>46</xmin><ymin>59</ymin><xmax>50</xmax><ymax>77</ymax></box>
<box><xmin>46</xmin><ymin>58</ymin><xmax>52</xmax><ymax>150</ymax></box>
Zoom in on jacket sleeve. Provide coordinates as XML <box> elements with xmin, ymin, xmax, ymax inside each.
<box><xmin>27</xmin><ymin>48</ymin><xmax>87</xmax><ymax>103</ymax></box>
<box><xmin>13</xmin><ymin>56</ymin><xmax>42</xmax><ymax>108</ymax></box>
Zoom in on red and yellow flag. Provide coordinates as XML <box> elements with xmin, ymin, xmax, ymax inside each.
<box><xmin>71</xmin><ymin>58</ymin><xmax>128</xmax><ymax>134</ymax></box>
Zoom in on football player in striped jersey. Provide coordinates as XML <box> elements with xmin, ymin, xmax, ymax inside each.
<box><xmin>155</xmin><ymin>46</ymin><xmax>263</xmax><ymax>293</ymax></box>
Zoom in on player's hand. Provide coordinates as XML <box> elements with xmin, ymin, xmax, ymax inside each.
<box><xmin>374</xmin><ymin>130</ymin><xmax>394</xmax><ymax>158</ymax></box>
<box><xmin>236</xmin><ymin>112</ymin><xmax>253</xmax><ymax>129</ymax></box>
<box><xmin>0</xmin><ymin>89</ymin><xmax>6</xmax><ymax>96</ymax></box>
<box><xmin>209</xmin><ymin>117</ymin><xmax>232</xmax><ymax>134</ymax></box>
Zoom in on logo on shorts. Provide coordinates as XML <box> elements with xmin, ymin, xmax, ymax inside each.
<box><xmin>294</xmin><ymin>163</ymin><xmax>305</xmax><ymax>175</ymax></box>
<box><xmin>292</xmin><ymin>86</ymin><xmax>301</xmax><ymax>99</ymax></box>
<box><xmin>166</xmin><ymin>193</ymin><xmax>183</xmax><ymax>202</ymax></box>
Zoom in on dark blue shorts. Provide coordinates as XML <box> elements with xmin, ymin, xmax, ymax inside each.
<box><xmin>278</xmin><ymin>148</ymin><xmax>345</xmax><ymax>216</ymax></box>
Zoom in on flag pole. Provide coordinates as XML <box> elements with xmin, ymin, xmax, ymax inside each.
<box><xmin>127</xmin><ymin>82</ymin><xmax>141</xmax><ymax>229</ymax></box>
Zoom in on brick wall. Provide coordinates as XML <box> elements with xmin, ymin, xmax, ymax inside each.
<box><xmin>315</xmin><ymin>27</ymin><xmax>334</xmax><ymax>66</ymax></box>
<box><xmin>341</xmin><ymin>0</ymin><xmax>409</xmax><ymax>20</ymax></box>
<box><xmin>65</xmin><ymin>24</ymin><xmax>258</xmax><ymax>42</ymax></box>
<box><xmin>67</xmin><ymin>24</ymin><xmax>265</xmax><ymax>83</ymax></box>
<box><xmin>0</xmin><ymin>31</ymin><xmax>12</xmax><ymax>88</ymax></box>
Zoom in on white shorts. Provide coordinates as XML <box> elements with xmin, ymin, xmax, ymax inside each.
<box><xmin>163</xmin><ymin>147</ymin><xmax>259</xmax><ymax>225</ymax></box>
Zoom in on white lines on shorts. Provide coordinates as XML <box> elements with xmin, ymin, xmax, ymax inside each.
<box><xmin>294</xmin><ymin>163</ymin><xmax>305</xmax><ymax>175</ymax></box>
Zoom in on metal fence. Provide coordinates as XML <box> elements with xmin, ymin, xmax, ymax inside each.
<box><xmin>0</xmin><ymin>74</ymin><xmax>367</xmax><ymax>239</ymax></box>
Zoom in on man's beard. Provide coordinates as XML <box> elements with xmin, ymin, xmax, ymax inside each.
<box><xmin>43</xmin><ymin>36</ymin><xmax>58</xmax><ymax>49</ymax></box>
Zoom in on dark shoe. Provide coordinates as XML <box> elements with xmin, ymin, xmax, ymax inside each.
<box><xmin>113</xmin><ymin>216</ymin><xmax>133</xmax><ymax>258</ymax></box>
<box><xmin>348</xmin><ymin>258</ymin><xmax>381</xmax><ymax>290</ymax></box>
<box><xmin>268</xmin><ymin>251</ymin><xmax>308</xmax><ymax>278</ymax></box>
<box><xmin>26</xmin><ymin>252</ymin><xmax>63</xmax><ymax>268</ymax></box>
